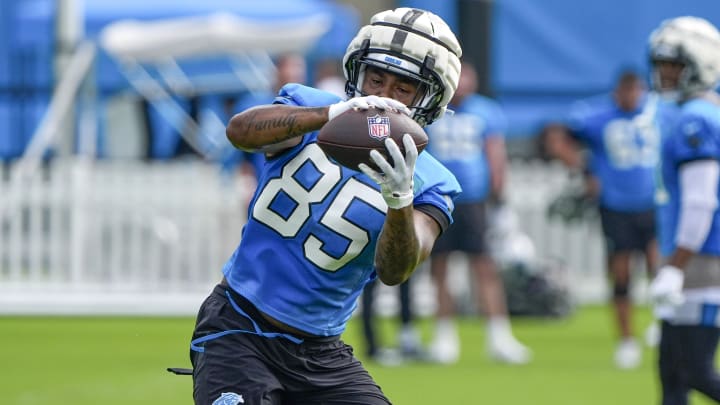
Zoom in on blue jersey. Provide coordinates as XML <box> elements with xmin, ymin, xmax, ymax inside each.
<box><xmin>424</xmin><ymin>95</ymin><xmax>506</xmax><ymax>203</ymax></box>
<box><xmin>569</xmin><ymin>93</ymin><xmax>670</xmax><ymax>212</ymax></box>
<box><xmin>658</xmin><ymin>98</ymin><xmax>720</xmax><ymax>257</ymax></box>
<box><xmin>222</xmin><ymin>84</ymin><xmax>461</xmax><ymax>336</ymax></box>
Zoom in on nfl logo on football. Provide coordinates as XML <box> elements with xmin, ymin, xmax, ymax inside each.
<box><xmin>366</xmin><ymin>115</ymin><xmax>390</xmax><ymax>139</ymax></box>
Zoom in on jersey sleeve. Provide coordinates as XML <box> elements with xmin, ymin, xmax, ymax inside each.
<box><xmin>233</xmin><ymin>92</ymin><xmax>274</xmax><ymax>113</ymax></box>
<box><xmin>412</xmin><ymin>151</ymin><xmax>462</xmax><ymax>227</ymax></box>
<box><xmin>273</xmin><ymin>83</ymin><xmax>342</xmax><ymax>107</ymax></box>
<box><xmin>668</xmin><ymin>114</ymin><xmax>720</xmax><ymax>166</ymax></box>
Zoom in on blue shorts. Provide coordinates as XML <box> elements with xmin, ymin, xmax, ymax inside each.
<box><xmin>190</xmin><ymin>284</ymin><xmax>391</xmax><ymax>405</ymax></box>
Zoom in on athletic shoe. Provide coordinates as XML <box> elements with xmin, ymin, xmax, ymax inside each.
<box><xmin>614</xmin><ymin>338</ymin><xmax>641</xmax><ymax>369</ymax></box>
<box><xmin>427</xmin><ymin>328</ymin><xmax>460</xmax><ymax>364</ymax></box>
<box><xmin>368</xmin><ymin>347</ymin><xmax>404</xmax><ymax>367</ymax></box>
<box><xmin>398</xmin><ymin>326</ymin><xmax>424</xmax><ymax>359</ymax></box>
<box><xmin>487</xmin><ymin>335</ymin><xmax>532</xmax><ymax>365</ymax></box>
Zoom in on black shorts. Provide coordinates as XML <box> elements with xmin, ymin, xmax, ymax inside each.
<box><xmin>432</xmin><ymin>202</ymin><xmax>488</xmax><ymax>255</ymax></box>
<box><xmin>599</xmin><ymin>207</ymin><xmax>656</xmax><ymax>255</ymax></box>
<box><xmin>658</xmin><ymin>321</ymin><xmax>720</xmax><ymax>402</ymax></box>
<box><xmin>190</xmin><ymin>285</ymin><xmax>391</xmax><ymax>405</ymax></box>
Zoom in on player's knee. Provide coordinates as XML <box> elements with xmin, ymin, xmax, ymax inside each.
<box><xmin>612</xmin><ymin>283</ymin><xmax>629</xmax><ymax>298</ymax></box>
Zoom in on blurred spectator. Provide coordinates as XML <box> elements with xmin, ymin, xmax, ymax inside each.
<box><xmin>647</xmin><ymin>16</ymin><xmax>720</xmax><ymax>404</ymax></box>
<box><xmin>541</xmin><ymin>123</ymin><xmax>601</xmax><ymax>224</ymax></box>
<box><xmin>142</xmin><ymin>96</ymin><xmax>202</xmax><ymax>160</ymax></box>
<box><xmin>423</xmin><ymin>60</ymin><xmax>531</xmax><ymax>365</ymax></box>
<box><xmin>542</xmin><ymin>69</ymin><xmax>673</xmax><ymax>369</ymax></box>
<box><xmin>360</xmin><ymin>278</ymin><xmax>422</xmax><ymax>366</ymax></box>
<box><xmin>141</xmin><ymin>53</ymin><xmax>308</xmax><ymax>163</ymax></box>
<box><xmin>314</xmin><ymin>58</ymin><xmax>347</xmax><ymax>99</ymax></box>
<box><xmin>272</xmin><ymin>52</ymin><xmax>308</xmax><ymax>92</ymax></box>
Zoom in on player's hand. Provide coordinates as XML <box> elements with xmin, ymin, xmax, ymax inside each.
<box><xmin>358</xmin><ymin>134</ymin><xmax>417</xmax><ymax>209</ymax></box>
<box><xmin>649</xmin><ymin>265</ymin><xmax>685</xmax><ymax>306</ymax></box>
<box><xmin>328</xmin><ymin>96</ymin><xmax>411</xmax><ymax>121</ymax></box>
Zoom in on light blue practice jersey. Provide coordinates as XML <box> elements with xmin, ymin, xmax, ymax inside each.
<box><xmin>424</xmin><ymin>95</ymin><xmax>506</xmax><ymax>203</ymax></box>
<box><xmin>658</xmin><ymin>98</ymin><xmax>720</xmax><ymax>257</ymax></box>
<box><xmin>569</xmin><ymin>93</ymin><xmax>673</xmax><ymax>212</ymax></box>
<box><xmin>223</xmin><ymin>84</ymin><xmax>461</xmax><ymax>336</ymax></box>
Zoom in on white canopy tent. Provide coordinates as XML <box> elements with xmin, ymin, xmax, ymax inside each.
<box><xmin>98</xmin><ymin>12</ymin><xmax>332</xmax><ymax>160</ymax></box>
<box><xmin>100</xmin><ymin>12</ymin><xmax>331</xmax><ymax>62</ymax></box>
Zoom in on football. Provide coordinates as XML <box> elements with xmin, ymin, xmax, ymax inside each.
<box><xmin>317</xmin><ymin>107</ymin><xmax>428</xmax><ymax>171</ymax></box>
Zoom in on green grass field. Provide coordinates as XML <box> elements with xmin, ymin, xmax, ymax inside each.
<box><xmin>1</xmin><ymin>306</ymin><xmax>716</xmax><ymax>405</ymax></box>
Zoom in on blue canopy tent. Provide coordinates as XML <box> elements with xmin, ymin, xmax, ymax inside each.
<box><xmin>491</xmin><ymin>0</ymin><xmax>720</xmax><ymax>138</ymax></box>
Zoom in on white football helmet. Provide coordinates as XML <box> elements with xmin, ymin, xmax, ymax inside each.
<box><xmin>342</xmin><ymin>8</ymin><xmax>462</xmax><ymax>127</ymax></box>
<box><xmin>649</xmin><ymin>16</ymin><xmax>720</xmax><ymax>98</ymax></box>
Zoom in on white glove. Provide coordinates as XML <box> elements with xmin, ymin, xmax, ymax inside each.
<box><xmin>649</xmin><ymin>265</ymin><xmax>685</xmax><ymax>306</ymax></box>
<box><xmin>358</xmin><ymin>134</ymin><xmax>417</xmax><ymax>209</ymax></box>
<box><xmin>327</xmin><ymin>95</ymin><xmax>411</xmax><ymax>121</ymax></box>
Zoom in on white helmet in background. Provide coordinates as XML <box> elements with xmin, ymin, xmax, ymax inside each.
<box><xmin>342</xmin><ymin>8</ymin><xmax>462</xmax><ymax>127</ymax></box>
<box><xmin>649</xmin><ymin>16</ymin><xmax>720</xmax><ymax>98</ymax></box>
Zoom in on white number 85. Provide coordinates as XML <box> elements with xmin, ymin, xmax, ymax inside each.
<box><xmin>252</xmin><ymin>144</ymin><xmax>387</xmax><ymax>271</ymax></box>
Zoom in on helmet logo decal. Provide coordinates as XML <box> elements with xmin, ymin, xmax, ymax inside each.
<box><xmin>367</xmin><ymin>114</ymin><xmax>391</xmax><ymax>139</ymax></box>
<box><xmin>653</xmin><ymin>43</ymin><xmax>679</xmax><ymax>59</ymax></box>
<box><xmin>384</xmin><ymin>56</ymin><xmax>403</xmax><ymax>66</ymax></box>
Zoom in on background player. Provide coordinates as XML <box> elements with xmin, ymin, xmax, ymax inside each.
<box><xmin>360</xmin><ymin>275</ymin><xmax>423</xmax><ymax>365</ymax></box>
<box><xmin>542</xmin><ymin>70</ymin><xmax>673</xmax><ymax>369</ymax></box>
<box><xmin>647</xmin><ymin>16</ymin><xmax>720</xmax><ymax>404</ymax></box>
<box><xmin>424</xmin><ymin>60</ymin><xmax>531</xmax><ymax>365</ymax></box>
<box><xmin>189</xmin><ymin>8</ymin><xmax>463</xmax><ymax>404</ymax></box>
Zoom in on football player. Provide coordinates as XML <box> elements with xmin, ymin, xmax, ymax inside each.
<box><xmin>424</xmin><ymin>61</ymin><xmax>532</xmax><ymax>365</ymax></box>
<box><xmin>189</xmin><ymin>8</ymin><xmax>462</xmax><ymax>404</ymax></box>
<box><xmin>647</xmin><ymin>16</ymin><xmax>720</xmax><ymax>404</ymax></box>
<box><xmin>543</xmin><ymin>69</ymin><xmax>677</xmax><ymax>369</ymax></box>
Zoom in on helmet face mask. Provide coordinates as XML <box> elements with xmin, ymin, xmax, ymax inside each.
<box><xmin>342</xmin><ymin>8</ymin><xmax>462</xmax><ymax>127</ymax></box>
<box><xmin>649</xmin><ymin>16</ymin><xmax>720</xmax><ymax>100</ymax></box>
<box><xmin>345</xmin><ymin>49</ymin><xmax>444</xmax><ymax>125</ymax></box>
<box><xmin>650</xmin><ymin>59</ymin><xmax>686</xmax><ymax>98</ymax></box>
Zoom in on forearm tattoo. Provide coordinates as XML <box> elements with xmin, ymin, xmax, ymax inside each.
<box><xmin>246</xmin><ymin>108</ymin><xmax>325</xmax><ymax>143</ymax></box>
<box><xmin>376</xmin><ymin>209</ymin><xmax>420</xmax><ymax>283</ymax></box>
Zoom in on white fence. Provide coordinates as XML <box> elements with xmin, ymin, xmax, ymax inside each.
<box><xmin>505</xmin><ymin>160</ymin><xmax>610</xmax><ymax>303</ymax></box>
<box><xmin>0</xmin><ymin>159</ymin><xmax>248</xmax><ymax>314</ymax></box>
<box><xmin>0</xmin><ymin>158</ymin><xmax>624</xmax><ymax>316</ymax></box>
